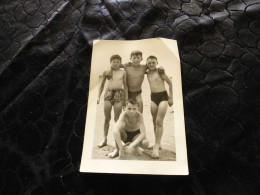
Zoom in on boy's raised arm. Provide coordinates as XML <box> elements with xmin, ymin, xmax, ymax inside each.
<box><xmin>113</xmin><ymin>114</ymin><xmax>125</xmax><ymax>152</ymax></box>
<box><xmin>97</xmin><ymin>71</ymin><xmax>107</xmax><ymax>104</ymax></box>
<box><xmin>161</xmin><ymin>73</ymin><xmax>173</xmax><ymax>106</ymax></box>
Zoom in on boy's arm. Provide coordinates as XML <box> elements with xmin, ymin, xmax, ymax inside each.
<box><xmin>129</xmin><ymin>113</ymin><xmax>146</xmax><ymax>148</ymax></box>
<box><xmin>113</xmin><ymin>114</ymin><xmax>125</xmax><ymax>152</ymax></box>
<box><xmin>120</xmin><ymin>62</ymin><xmax>131</xmax><ymax>69</ymax></box>
<box><xmin>97</xmin><ymin>72</ymin><xmax>107</xmax><ymax>104</ymax></box>
<box><xmin>158</xmin><ymin>66</ymin><xmax>165</xmax><ymax>74</ymax></box>
<box><xmin>123</xmin><ymin>71</ymin><xmax>128</xmax><ymax>105</ymax></box>
<box><xmin>161</xmin><ymin>73</ymin><xmax>173</xmax><ymax>106</ymax></box>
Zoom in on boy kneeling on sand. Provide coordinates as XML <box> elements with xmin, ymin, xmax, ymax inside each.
<box><xmin>109</xmin><ymin>98</ymin><xmax>149</xmax><ymax>158</ymax></box>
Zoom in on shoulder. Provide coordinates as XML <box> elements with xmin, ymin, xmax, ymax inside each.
<box><xmin>118</xmin><ymin>69</ymin><xmax>126</xmax><ymax>77</ymax></box>
<box><xmin>117</xmin><ymin>112</ymin><xmax>126</xmax><ymax>125</ymax></box>
<box><xmin>136</xmin><ymin>111</ymin><xmax>143</xmax><ymax>120</ymax></box>
<box><xmin>158</xmin><ymin>66</ymin><xmax>165</xmax><ymax>75</ymax></box>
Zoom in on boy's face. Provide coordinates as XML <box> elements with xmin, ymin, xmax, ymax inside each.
<box><xmin>130</xmin><ymin>55</ymin><xmax>142</xmax><ymax>66</ymax></box>
<box><xmin>146</xmin><ymin>58</ymin><xmax>158</xmax><ymax>70</ymax></box>
<box><xmin>110</xmin><ymin>59</ymin><xmax>121</xmax><ymax>70</ymax></box>
<box><xmin>125</xmin><ymin>103</ymin><xmax>138</xmax><ymax>116</ymax></box>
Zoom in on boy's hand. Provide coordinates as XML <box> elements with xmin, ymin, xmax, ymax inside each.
<box><xmin>158</xmin><ymin>66</ymin><xmax>165</xmax><ymax>74</ymax></box>
<box><xmin>97</xmin><ymin>98</ymin><xmax>100</xmax><ymax>104</ymax></box>
<box><xmin>125</xmin><ymin>145</ymin><xmax>134</xmax><ymax>156</ymax></box>
<box><xmin>168</xmin><ymin>98</ymin><xmax>173</xmax><ymax>107</ymax></box>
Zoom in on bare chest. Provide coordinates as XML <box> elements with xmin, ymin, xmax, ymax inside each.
<box><xmin>147</xmin><ymin>71</ymin><xmax>163</xmax><ymax>83</ymax></box>
<box><xmin>125</xmin><ymin>66</ymin><xmax>146</xmax><ymax>78</ymax></box>
<box><xmin>111</xmin><ymin>71</ymin><xmax>124</xmax><ymax>81</ymax></box>
<box><xmin>123</xmin><ymin>117</ymin><xmax>139</xmax><ymax>130</ymax></box>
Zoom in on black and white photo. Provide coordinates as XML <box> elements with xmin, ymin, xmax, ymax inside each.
<box><xmin>80</xmin><ymin>38</ymin><xmax>188</xmax><ymax>175</ymax></box>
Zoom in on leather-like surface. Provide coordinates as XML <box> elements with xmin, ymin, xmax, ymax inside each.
<box><xmin>0</xmin><ymin>0</ymin><xmax>260</xmax><ymax>194</ymax></box>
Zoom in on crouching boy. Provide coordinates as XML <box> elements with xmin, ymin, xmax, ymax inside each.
<box><xmin>108</xmin><ymin>98</ymin><xmax>149</xmax><ymax>158</ymax></box>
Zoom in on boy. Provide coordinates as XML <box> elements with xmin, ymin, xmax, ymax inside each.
<box><xmin>106</xmin><ymin>50</ymin><xmax>164</xmax><ymax>113</ymax></box>
<box><xmin>123</xmin><ymin>51</ymin><xmax>147</xmax><ymax>113</ymax></box>
<box><xmin>108</xmin><ymin>98</ymin><xmax>149</xmax><ymax>158</ymax></box>
<box><xmin>97</xmin><ymin>54</ymin><xmax>128</xmax><ymax>148</ymax></box>
<box><xmin>146</xmin><ymin>55</ymin><xmax>173</xmax><ymax>159</ymax></box>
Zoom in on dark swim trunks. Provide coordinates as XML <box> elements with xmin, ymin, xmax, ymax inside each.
<box><xmin>151</xmin><ymin>91</ymin><xmax>168</xmax><ymax>106</ymax></box>
<box><xmin>104</xmin><ymin>89</ymin><xmax>124</xmax><ymax>105</ymax></box>
<box><xmin>125</xmin><ymin>129</ymin><xmax>140</xmax><ymax>143</ymax></box>
<box><xmin>128</xmin><ymin>90</ymin><xmax>142</xmax><ymax>99</ymax></box>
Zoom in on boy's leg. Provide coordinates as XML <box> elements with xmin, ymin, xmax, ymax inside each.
<box><xmin>149</xmin><ymin>101</ymin><xmax>162</xmax><ymax>150</ymax></box>
<box><xmin>136</xmin><ymin>94</ymin><xmax>143</xmax><ymax>113</ymax></box>
<box><xmin>108</xmin><ymin>128</ymin><xmax>127</xmax><ymax>158</ymax></box>
<box><xmin>97</xmin><ymin>100</ymin><xmax>112</xmax><ymax>148</ymax></box>
<box><xmin>150</xmin><ymin>101</ymin><xmax>158</xmax><ymax>135</ymax></box>
<box><xmin>151</xmin><ymin>101</ymin><xmax>168</xmax><ymax>159</ymax></box>
<box><xmin>113</xmin><ymin>100</ymin><xmax>123</xmax><ymax>122</ymax></box>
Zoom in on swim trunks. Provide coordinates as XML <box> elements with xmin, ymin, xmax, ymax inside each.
<box><xmin>104</xmin><ymin>89</ymin><xmax>124</xmax><ymax>105</ymax></box>
<box><xmin>125</xmin><ymin>129</ymin><xmax>141</xmax><ymax>143</ymax></box>
<box><xmin>128</xmin><ymin>90</ymin><xmax>142</xmax><ymax>99</ymax></box>
<box><xmin>151</xmin><ymin>91</ymin><xmax>168</xmax><ymax>106</ymax></box>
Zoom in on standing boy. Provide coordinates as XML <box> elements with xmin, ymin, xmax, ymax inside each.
<box><xmin>123</xmin><ymin>51</ymin><xmax>147</xmax><ymax>113</ymax></box>
<box><xmin>109</xmin><ymin>98</ymin><xmax>149</xmax><ymax>158</ymax></box>
<box><xmin>97</xmin><ymin>55</ymin><xmax>128</xmax><ymax>148</ymax></box>
<box><xmin>146</xmin><ymin>55</ymin><xmax>173</xmax><ymax>159</ymax></box>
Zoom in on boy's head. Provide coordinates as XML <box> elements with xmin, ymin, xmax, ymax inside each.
<box><xmin>130</xmin><ymin>50</ymin><xmax>143</xmax><ymax>66</ymax></box>
<box><xmin>146</xmin><ymin>55</ymin><xmax>158</xmax><ymax>70</ymax></box>
<box><xmin>110</xmin><ymin>55</ymin><xmax>122</xmax><ymax>70</ymax></box>
<box><xmin>125</xmin><ymin>98</ymin><xmax>139</xmax><ymax>116</ymax></box>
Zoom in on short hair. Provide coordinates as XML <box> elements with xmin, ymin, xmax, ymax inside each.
<box><xmin>130</xmin><ymin>50</ymin><xmax>142</xmax><ymax>58</ymax></box>
<box><xmin>110</xmin><ymin>54</ymin><xmax>122</xmax><ymax>62</ymax></box>
<box><xmin>126</xmin><ymin>98</ymin><xmax>139</xmax><ymax>107</ymax></box>
<box><xmin>147</xmin><ymin>55</ymin><xmax>158</xmax><ymax>61</ymax></box>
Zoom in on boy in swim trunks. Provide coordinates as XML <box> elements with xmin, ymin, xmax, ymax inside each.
<box><xmin>108</xmin><ymin>98</ymin><xmax>149</xmax><ymax>158</ymax></box>
<box><xmin>146</xmin><ymin>55</ymin><xmax>173</xmax><ymax>159</ymax></box>
<box><xmin>97</xmin><ymin>54</ymin><xmax>128</xmax><ymax>148</ymax></box>
<box><xmin>123</xmin><ymin>51</ymin><xmax>147</xmax><ymax>113</ymax></box>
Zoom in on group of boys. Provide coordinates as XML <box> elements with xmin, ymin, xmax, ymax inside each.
<box><xmin>97</xmin><ymin>51</ymin><xmax>173</xmax><ymax>159</ymax></box>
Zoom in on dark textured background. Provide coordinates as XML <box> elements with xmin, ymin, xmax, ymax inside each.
<box><xmin>0</xmin><ymin>0</ymin><xmax>260</xmax><ymax>194</ymax></box>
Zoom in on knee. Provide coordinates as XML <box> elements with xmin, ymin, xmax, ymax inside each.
<box><xmin>141</xmin><ymin>139</ymin><xmax>149</xmax><ymax>149</ymax></box>
<box><xmin>156</xmin><ymin>118</ymin><xmax>163</xmax><ymax>128</ymax></box>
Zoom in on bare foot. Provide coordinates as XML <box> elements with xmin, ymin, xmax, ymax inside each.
<box><xmin>151</xmin><ymin>145</ymin><xmax>160</xmax><ymax>159</ymax></box>
<box><xmin>97</xmin><ymin>139</ymin><xmax>107</xmax><ymax>148</ymax></box>
<box><xmin>148</xmin><ymin>145</ymin><xmax>161</xmax><ymax>150</ymax></box>
<box><xmin>136</xmin><ymin>147</ymin><xmax>144</xmax><ymax>156</ymax></box>
<box><xmin>108</xmin><ymin>149</ymin><xmax>119</xmax><ymax>158</ymax></box>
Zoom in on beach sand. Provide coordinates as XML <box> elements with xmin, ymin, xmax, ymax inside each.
<box><xmin>91</xmin><ymin>77</ymin><xmax>176</xmax><ymax>161</ymax></box>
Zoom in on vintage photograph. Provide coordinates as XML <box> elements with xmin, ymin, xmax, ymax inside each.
<box><xmin>80</xmin><ymin>38</ymin><xmax>188</xmax><ymax>175</ymax></box>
